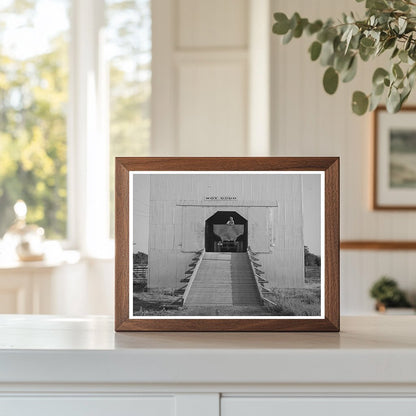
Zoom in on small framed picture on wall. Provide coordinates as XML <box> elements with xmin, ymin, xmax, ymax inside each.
<box><xmin>374</xmin><ymin>106</ymin><xmax>416</xmax><ymax>209</ymax></box>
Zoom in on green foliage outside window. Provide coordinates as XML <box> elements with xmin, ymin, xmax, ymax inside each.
<box><xmin>0</xmin><ymin>0</ymin><xmax>151</xmax><ymax>240</ymax></box>
<box><xmin>107</xmin><ymin>0</ymin><xmax>151</xmax><ymax>237</ymax></box>
<box><xmin>0</xmin><ymin>1</ymin><xmax>69</xmax><ymax>238</ymax></box>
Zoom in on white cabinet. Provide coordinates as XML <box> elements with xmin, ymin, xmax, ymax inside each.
<box><xmin>1</xmin><ymin>397</ymin><xmax>175</xmax><ymax>416</ymax></box>
<box><xmin>0</xmin><ymin>316</ymin><xmax>416</xmax><ymax>416</ymax></box>
<box><xmin>222</xmin><ymin>398</ymin><xmax>416</xmax><ymax>416</ymax></box>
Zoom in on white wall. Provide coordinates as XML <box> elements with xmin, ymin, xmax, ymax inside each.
<box><xmin>270</xmin><ymin>0</ymin><xmax>416</xmax><ymax>313</ymax></box>
<box><xmin>35</xmin><ymin>0</ymin><xmax>416</xmax><ymax>316</ymax></box>
<box><xmin>152</xmin><ymin>0</ymin><xmax>271</xmax><ymax>157</ymax></box>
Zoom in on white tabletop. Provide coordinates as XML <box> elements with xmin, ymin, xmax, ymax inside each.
<box><xmin>0</xmin><ymin>315</ymin><xmax>415</xmax><ymax>386</ymax></box>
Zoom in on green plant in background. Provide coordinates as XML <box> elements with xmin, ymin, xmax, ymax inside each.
<box><xmin>272</xmin><ymin>0</ymin><xmax>416</xmax><ymax>115</ymax></box>
<box><xmin>0</xmin><ymin>0</ymin><xmax>151</xmax><ymax>239</ymax></box>
<box><xmin>369</xmin><ymin>276</ymin><xmax>411</xmax><ymax>308</ymax></box>
<box><xmin>0</xmin><ymin>33</ymin><xmax>69</xmax><ymax>239</ymax></box>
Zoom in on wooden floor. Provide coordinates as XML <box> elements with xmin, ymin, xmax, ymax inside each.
<box><xmin>185</xmin><ymin>252</ymin><xmax>262</xmax><ymax>307</ymax></box>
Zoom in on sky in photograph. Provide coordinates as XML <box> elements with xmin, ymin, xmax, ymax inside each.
<box><xmin>301</xmin><ymin>174</ymin><xmax>321</xmax><ymax>255</ymax></box>
<box><xmin>132</xmin><ymin>174</ymin><xmax>150</xmax><ymax>254</ymax></box>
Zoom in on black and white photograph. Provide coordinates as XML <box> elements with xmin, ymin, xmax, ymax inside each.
<box><xmin>130</xmin><ymin>171</ymin><xmax>324</xmax><ymax>318</ymax></box>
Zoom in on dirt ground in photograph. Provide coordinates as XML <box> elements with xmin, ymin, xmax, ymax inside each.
<box><xmin>267</xmin><ymin>266</ymin><xmax>321</xmax><ymax>316</ymax></box>
<box><xmin>133</xmin><ymin>289</ymin><xmax>273</xmax><ymax>316</ymax></box>
<box><xmin>133</xmin><ymin>266</ymin><xmax>321</xmax><ymax>317</ymax></box>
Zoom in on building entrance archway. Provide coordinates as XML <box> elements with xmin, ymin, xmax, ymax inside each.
<box><xmin>204</xmin><ymin>211</ymin><xmax>248</xmax><ymax>252</ymax></box>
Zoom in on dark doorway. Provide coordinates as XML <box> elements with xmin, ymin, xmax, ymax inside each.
<box><xmin>205</xmin><ymin>211</ymin><xmax>248</xmax><ymax>252</ymax></box>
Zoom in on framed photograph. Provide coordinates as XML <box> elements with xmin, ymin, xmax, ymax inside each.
<box><xmin>374</xmin><ymin>106</ymin><xmax>416</xmax><ymax>209</ymax></box>
<box><xmin>115</xmin><ymin>157</ymin><xmax>339</xmax><ymax>332</ymax></box>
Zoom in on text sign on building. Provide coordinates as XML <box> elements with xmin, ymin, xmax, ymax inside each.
<box><xmin>204</xmin><ymin>196</ymin><xmax>237</xmax><ymax>201</ymax></box>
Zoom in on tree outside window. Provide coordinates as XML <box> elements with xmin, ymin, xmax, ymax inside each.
<box><xmin>0</xmin><ymin>0</ymin><xmax>151</xmax><ymax>243</ymax></box>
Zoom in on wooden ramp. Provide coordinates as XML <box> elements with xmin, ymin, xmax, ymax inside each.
<box><xmin>185</xmin><ymin>252</ymin><xmax>262</xmax><ymax>307</ymax></box>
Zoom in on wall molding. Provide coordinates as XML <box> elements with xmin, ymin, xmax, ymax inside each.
<box><xmin>340</xmin><ymin>241</ymin><xmax>416</xmax><ymax>250</ymax></box>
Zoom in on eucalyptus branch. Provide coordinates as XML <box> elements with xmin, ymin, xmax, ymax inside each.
<box><xmin>272</xmin><ymin>0</ymin><xmax>416</xmax><ymax>115</ymax></box>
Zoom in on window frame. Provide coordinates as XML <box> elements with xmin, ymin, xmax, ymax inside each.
<box><xmin>67</xmin><ymin>0</ymin><xmax>112</xmax><ymax>257</ymax></box>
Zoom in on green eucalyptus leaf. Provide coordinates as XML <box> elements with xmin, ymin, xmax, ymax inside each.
<box><xmin>408</xmin><ymin>63</ymin><xmax>416</xmax><ymax>78</ymax></box>
<box><xmin>393</xmin><ymin>63</ymin><xmax>404</xmax><ymax>79</ymax></box>
<box><xmin>359</xmin><ymin>44</ymin><xmax>375</xmax><ymax>61</ymax></box>
<box><xmin>399</xmin><ymin>49</ymin><xmax>408</xmax><ymax>63</ymax></box>
<box><xmin>387</xmin><ymin>87</ymin><xmax>401</xmax><ymax>113</ymax></box>
<box><xmin>393</xmin><ymin>0</ymin><xmax>409</xmax><ymax>11</ymax></box>
<box><xmin>341</xmin><ymin>26</ymin><xmax>352</xmax><ymax>41</ymax></box>
<box><xmin>282</xmin><ymin>29</ymin><xmax>293</xmax><ymax>44</ymax></box>
<box><xmin>405</xmin><ymin>34</ymin><xmax>413</xmax><ymax>51</ymax></box>
<box><xmin>309</xmin><ymin>41</ymin><xmax>322</xmax><ymax>61</ymax></box>
<box><xmin>334</xmin><ymin>51</ymin><xmax>353</xmax><ymax>72</ymax></box>
<box><xmin>376</xmin><ymin>43</ymin><xmax>385</xmax><ymax>56</ymax></box>
<box><xmin>349</xmin><ymin>32</ymin><xmax>361</xmax><ymax>49</ymax></box>
<box><xmin>352</xmin><ymin>91</ymin><xmax>370</xmax><ymax>115</ymax></box>
<box><xmin>409</xmin><ymin>45</ymin><xmax>416</xmax><ymax>60</ymax></box>
<box><xmin>366</xmin><ymin>0</ymin><xmax>388</xmax><ymax>10</ymax></box>
<box><xmin>323</xmin><ymin>67</ymin><xmax>339</xmax><ymax>94</ymax></box>
<box><xmin>372</xmin><ymin>67</ymin><xmax>389</xmax><ymax>85</ymax></box>
<box><xmin>307</xmin><ymin>20</ymin><xmax>323</xmax><ymax>35</ymax></box>
<box><xmin>344</xmin><ymin>25</ymin><xmax>359</xmax><ymax>52</ymax></box>
<box><xmin>347</xmin><ymin>12</ymin><xmax>356</xmax><ymax>24</ymax></box>
<box><xmin>342</xmin><ymin>56</ymin><xmax>358</xmax><ymax>82</ymax></box>
<box><xmin>369</xmin><ymin>92</ymin><xmax>383</xmax><ymax>111</ymax></box>
<box><xmin>377</xmin><ymin>13</ymin><xmax>389</xmax><ymax>25</ymax></box>
<box><xmin>273</xmin><ymin>13</ymin><xmax>290</xmax><ymax>34</ymax></box>
<box><xmin>391</xmin><ymin>47</ymin><xmax>399</xmax><ymax>59</ymax></box>
<box><xmin>317</xmin><ymin>29</ymin><xmax>328</xmax><ymax>43</ymax></box>
<box><xmin>320</xmin><ymin>40</ymin><xmax>335</xmax><ymax>66</ymax></box>
<box><xmin>293</xmin><ymin>18</ymin><xmax>308</xmax><ymax>38</ymax></box>
<box><xmin>398</xmin><ymin>17</ymin><xmax>407</xmax><ymax>34</ymax></box>
<box><xmin>390</xmin><ymin>21</ymin><xmax>400</xmax><ymax>34</ymax></box>
<box><xmin>352</xmin><ymin>91</ymin><xmax>369</xmax><ymax>115</ymax></box>
<box><xmin>383</xmin><ymin>37</ymin><xmax>396</xmax><ymax>50</ymax></box>
<box><xmin>326</xmin><ymin>27</ymin><xmax>338</xmax><ymax>42</ymax></box>
<box><xmin>333</xmin><ymin>35</ymin><xmax>341</xmax><ymax>51</ymax></box>
<box><xmin>360</xmin><ymin>37</ymin><xmax>375</xmax><ymax>48</ymax></box>
<box><xmin>372</xmin><ymin>31</ymin><xmax>381</xmax><ymax>45</ymax></box>
<box><xmin>401</xmin><ymin>89</ymin><xmax>411</xmax><ymax>106</ymax></box>
<box><xmin>374</xmin><ymin>82</ymin><xmax>385</xmax><ymax>96</ymax></box>
<box><xmin>290</xmin><ymin>12</ymin><xmax>301</xmax><ymax>29</ymax></box>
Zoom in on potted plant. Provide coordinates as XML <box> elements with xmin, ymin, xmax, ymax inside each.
<box><xmin>272</xmin><ymin>0</ymin><xmax>416</xmax><ymax>115</ymax></box>
<box><xmin>369</xmin><ymin>276</ymin><xmax>413</xmax><ymax>313</ymax></box>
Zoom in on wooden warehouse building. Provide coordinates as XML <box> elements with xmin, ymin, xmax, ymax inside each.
<box><xmin>145</xmin><ymin>173</ymin><xmax>305</xmax><ymax>290</ymax></box>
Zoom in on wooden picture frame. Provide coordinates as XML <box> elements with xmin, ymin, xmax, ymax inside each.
<box><xmin>373</xmin><ymin>106</ymin><xmax>416</xmax><ymax>210</ymax></box>
<box><xmin>115</xmin><ymin>157</ymin><xmax>339</xmax><ymax>332</ymax></box>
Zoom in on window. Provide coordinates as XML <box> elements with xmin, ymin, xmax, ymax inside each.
<box><xmin>106</xmin><ymin>0</ymin><xmax>151</xmax><ymax>237</ymax></box>
<box><xmin>0</xmin><ymin>0</ymin><xmax>70</xmax><ymax>239</ymax></box>
<box><xmin>0</xmin><ymin>0</ymin><xmax>151</xmax><ymax>251</ymax></box>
